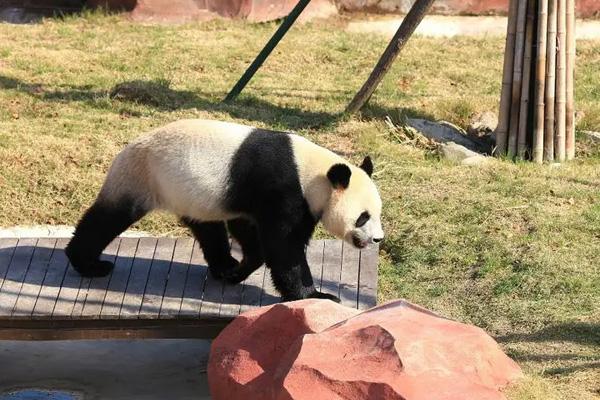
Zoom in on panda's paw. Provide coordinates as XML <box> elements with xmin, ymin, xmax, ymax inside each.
<box><xmin>221</xmin><ymin>258</ymin><xmax>263</xmax><ymax>284</ymax></box>
<box><xmin>72</xmin><ymin>260</ymin><xmax>114</xmax><ymax>278</ymax></box>
<box><xmin>308</xmin><ymin>291</ymin><xmax>341</xmax><ymax>303</ymax></box>
<box><xmin>208</xmin><ymin>257</ymin><xmax>240</xmax><ymax>281</ymax></box>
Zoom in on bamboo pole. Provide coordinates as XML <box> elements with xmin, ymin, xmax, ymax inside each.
<box><xmin>566</xmin><ymin>0</ymin><xmax>576</xmax><ymax>160</ymax></box>
<box><xmin>556</xmin><ymin>0</ymin><xmax>567</xmax><ymax>162</ymax></box>
<box><xmin>517</xmin><ymin>0</ymin><xmax>536</xmax><ymax>159</ymax></box>
<box><xmin>508</xmin><ymin>0</ymin><xmax>529</xmax><ymax>158</ymax></box>
<box><xmin>533</xmin><ymin>0</ymin><xmax>549</xmax><ymax>163</ymax></box>
<box><xmin>496</xmin><ymin>0</ymin><xmax>520</xmax><ymax>156</ymax></box>
<box><xmin>346</xmin><ymin>0</ymin><xmax>436</xmax><ymax>113</ymax></box>
<box><xmin>544</xmin><ymin>0</ymin><xmax>558</xmax><ymax>162</ymax></box>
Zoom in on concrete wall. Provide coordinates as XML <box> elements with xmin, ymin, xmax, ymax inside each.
<box><xmin>336</xmin><ymin>0</ymin><xmax>600</xmax><ymax>18</ymax></box>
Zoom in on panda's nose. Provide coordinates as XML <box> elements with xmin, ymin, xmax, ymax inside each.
<box><xmin>373</xmin><ymin>237</ymin><xmax>383</xmax><ymax>243</ymax></box>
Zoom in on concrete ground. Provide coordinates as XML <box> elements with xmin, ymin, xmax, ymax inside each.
<box><xmin>347</xmin><ymin>15</ymin><xmax>600</xmax><ymax>39</ymax></box>
<box><xmin>0</xmin><ymin>339</ymin><xmax>211</xmax><ymax>400</ymax></box>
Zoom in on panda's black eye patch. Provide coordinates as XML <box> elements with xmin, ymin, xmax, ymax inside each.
<box><xmin>356</xmin><ymin>211</ymin><xmax>370</xmax><ymax>227</ymax></box>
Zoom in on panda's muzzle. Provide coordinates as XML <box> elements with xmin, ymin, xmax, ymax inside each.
<box><xmin>352</xmin><ymin>235</ymin><xmax>368</xmax><ymax>249</ymax></box>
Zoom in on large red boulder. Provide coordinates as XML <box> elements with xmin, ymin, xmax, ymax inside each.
<box><xmin>208</xmin><ymin>299</ymin><xmax>522</xmax><ymax>400</ymax></box>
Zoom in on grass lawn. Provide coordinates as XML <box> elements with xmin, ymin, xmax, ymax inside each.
<box><xmin>0</xmin><ymin>12</ymin><xmax>598</xmax><ymax>399</ymax></box>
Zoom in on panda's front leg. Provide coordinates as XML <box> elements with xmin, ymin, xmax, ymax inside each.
<box><xmin>260</xmin><ymin>226</ymin><xmax>340</xmax><ymax>303</ymax></box>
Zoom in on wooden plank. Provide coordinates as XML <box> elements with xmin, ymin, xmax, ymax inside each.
<box><xmin>199</xmin><ymin>256</ymin><xmax>225</xmax><ymax>318</ymax></box>
<box><xmin>307</xmin><ymin>240</ymin><xmax>325</xmax><ymax>291</ymax></box>
<box><xmin>320</xmin><ymin>239</ymin><xmax>343</xmax><ymax>299</ymax></box>
<box><xmin>179</xmin><ymin>241</ymin><xmax>208</xmax><ymax>318</ymax></box>
<box><xmin>219</xmin><ymin>242</ymin><xmax>244</xmax><ymax>318</ymax></box>
<box><xmin>52</xmin><ymin>244</ymin><xmax>85</xmax><ymax>318</ymax></box>
<box><xmin>0</xmin><ymin>238</ymin><xmax>37</xmax><ymax>316</ymax></box>
<box><xmin>339</xmin><ymin>241</ymin><xmax>361</xmax><ymax>308</ymax></box>
<box><xmin>239</xmin><ymin>266</ymin><xmax>266</xmax><ymax>314</ymax></box>
<box><xmin>159</xmin><ymin>237</ymin><xmax>194</xmax><ymax>319</ymax></box>
<box><xmin>0</xmin><ymin>238</ymin><xmax>19</xmax><ymax>289</ymax></box>
<box><xmin>260</xmin><ymin>267</ymin><xmax>280</xmax><ymax>306</ymax></box>
<box><xmin>12</xmin><ymin>238</ymin><xmax>56</xmax><ymax>317</ymax></box>
<box><xmin>71</xmin><ymin>239</ymin><xmax>119</xmax><ymax>318</ymax></box>
<box><xmin>32</xmin><ymin>239</ymin><xmax>70</xmax><ymax>318</ymax></box>
<box><xmin>100</xmin><ymin>238</ymin><xmax>139</xmax><ymax>319</ymax></box>
<box><xmin>119</xmin><ymin>237</ymin><xmax>157</xmax><ymax>318</ymax></box>
<box><xmin>358</xmin><ymin>245</ymin><xmax>379</xmax><ymax>310</ymax></box>
<box><xmin>139</xmin><ymin>238</ymin><xmax>176</xmax><ymax>318</ymax></box>
<box><xmin>80</xmin><ymin>239</ymin><xmax>121</xmax><ymax>318</ymax></box>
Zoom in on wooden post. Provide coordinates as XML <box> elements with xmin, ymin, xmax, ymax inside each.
<box><xmin>517</xmin><ymin>0</ymin><xmax>536</xmax><ymax>159</ymax></box>
<box><xmin>508</xmin><ymin>0</ymin><xmax>529</xmax><ymax>158</ymax></box>
<box><xmin>556</xmin><ymin>0</ymin><xmax>567</xmax><ymax>162</ymax></box>
<box><xmin>566</xmin><ymin>0</ymin><xmax>576</xmax><ymax>160</ymax></box>
<box><xmin>224</xmin><ymin>0</ymin><xmax>311</xmax><ymax>102</ymax></box>
<box><xmin>533</xmin><ymin>0</ymin><xmax>548</xmax><ymax>163</ymax></box>
<box><xmin>496</xmin><ymin>0</ymin><xmax>519</xmax><ymax>156</ymax></box>
<box><xmin>345</xmin><ymin>0</ymin><xmax>436</xmax><ymax>114</ymax></box>
<box><xmin>544</xmin><ymin>0</ymin><xmax>558</xmax><ymax>162</ymax></box>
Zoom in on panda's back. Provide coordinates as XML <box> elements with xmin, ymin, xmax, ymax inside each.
<box><xmin>101</xmin><ymin>119</ymin><xmax>255</xmax><ymax>221</ymax></box>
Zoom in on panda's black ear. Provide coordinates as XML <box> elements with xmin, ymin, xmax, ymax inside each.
<box><xmin>360</xmin><ymin>156</ymin><xmax>374</xmax><ymax>177</ymax></box>
<box><xmin>327</xmin><ymin>164</ymin><xmax>352</xmax><ymax>190</ymax></box>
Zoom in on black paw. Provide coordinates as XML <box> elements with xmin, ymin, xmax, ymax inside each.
<box><xmin>221</xmin><ymin>258</ymin><xmax>263</xmax><ymax>284</ymax></box>
<box><xmin>72</xmin><ymin>260</ymin><xmax>114</xmax><ymax>278</ymax></box>
<box><xmin>208</xmin><ymin>257</ymin><xmax>240</xmax><ymax>280</ymax></box>
<box><xmin>307</xmin><ymin>291</ymin><xmax>341</xmax><ymax>303</ymax></box>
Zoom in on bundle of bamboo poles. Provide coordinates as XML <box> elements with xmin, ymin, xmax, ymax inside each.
<box><xmin>495</xmin><ymin>0</ymin><xmax>576</xmax><ymax>162</ymax></box>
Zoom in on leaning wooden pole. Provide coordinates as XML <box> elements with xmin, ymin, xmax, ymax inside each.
<box><xmin>533</xmin><ymin>0</ymin><xmax>549</xmax><ymax>163</ymax></box>
<box><xmin>556</xmin><ymin>0</ymin><xmax>567</xmax><ymax>162</ymax></box>
<box><xmin>544</xmin><ymin>0</ymin><xmax>558</xmax><ymax>162</ymax></box>
<box><xmin>224</xmin><ymin>0</ymin><xmax>311</xmax><ymax>102</ymax></box>
<box><xmin>517</xmin><ymin>0</ymin><xmax>537</xmax><ymax>159</ymax></box>
<box><xmin>565</xmin><ymin>0</ymin><xmax>576</xmax><ymax>160</ymax></box>
<box><xmin>496</xmin><ymin>0</ymin><xmax>519</xmax><ymax>156</ymax></box>
<box><xmin>507</xmin><ymin>0</ymin><xmax>529</xmax><ymax>158</ymax></box>
<box><xmin>346</xmin><ymin>0</ymin><xmax>436</xmax><ymax>113</ymax></box>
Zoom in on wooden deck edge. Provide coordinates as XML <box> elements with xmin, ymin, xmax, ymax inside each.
<box><xmin>0</xmin><ymin>318</ymin><xmax>233</xmax><ymax>340</ymax></box>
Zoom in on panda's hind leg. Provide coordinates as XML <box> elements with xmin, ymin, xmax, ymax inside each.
<box><xmin>224</xmin><ymin>218</ymin><xmax>264</xmax><ymax>284</ymax></box>
<box><xmin>181</xmin><ymin>218</ymin><xmax>239</xmax><ymax>280</ymax></box>
<box><xmin>66</xmin><ymin>199</ymin><xmax>147</xmax><ymax>277</ymax></box>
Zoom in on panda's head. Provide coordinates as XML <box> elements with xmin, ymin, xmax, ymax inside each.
<box><xmin>320</xmin><ymin>156</ymin><xmax>384</xmax><ymax>249</ymax></box>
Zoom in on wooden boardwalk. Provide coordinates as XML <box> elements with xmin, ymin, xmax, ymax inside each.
<box><xmin>0</xmin><ymin>237</ymin><xmax>378</xmax><ymax>340</ymax></box>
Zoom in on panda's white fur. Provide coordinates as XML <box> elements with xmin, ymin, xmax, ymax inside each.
<box><xmin>98</xmin><ymin>119</ymin><xmax>252</xmax><ymax>221</ymax></box>
<box><xmin>67</xmin><ymin>119</ymin><xmax>383</xmax><ymax>302</ymax></box>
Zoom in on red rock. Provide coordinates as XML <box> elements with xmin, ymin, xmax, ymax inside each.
<box><xmin>208</xmin><ymin>299</ymin><xmax>522</xmax><ymax>400</ymax></box>
<box><xmin>208</xmin><ymin>299</ymin><xmax>360</xmax><ymax>400</ymax></box>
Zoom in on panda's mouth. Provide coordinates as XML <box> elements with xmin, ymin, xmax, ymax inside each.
<box><xmin>352</xmin><ymin>235</ymin><xmax>368</xmax><ymax>249</ymax></box>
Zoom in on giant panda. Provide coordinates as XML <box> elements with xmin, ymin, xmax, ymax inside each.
<box><xmin>66</xmin><ymin>119</ymin><xmax>383</xmax><ymax>302</ymax></box>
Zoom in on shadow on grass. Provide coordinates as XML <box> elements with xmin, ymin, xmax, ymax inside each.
<box><xmin>496</xmin><ymin>322</ymin><xmax>600</xmax><ymax>346</ymax></box>
<box><xmin>0</xmin><ymin>75</ymin><xmax>341</xmax><ymax>131</ymax></box>
<box><xmin>496</xmin><ymin>322</ymin><xmax>600</xmax><ymax>376</ymax></box>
